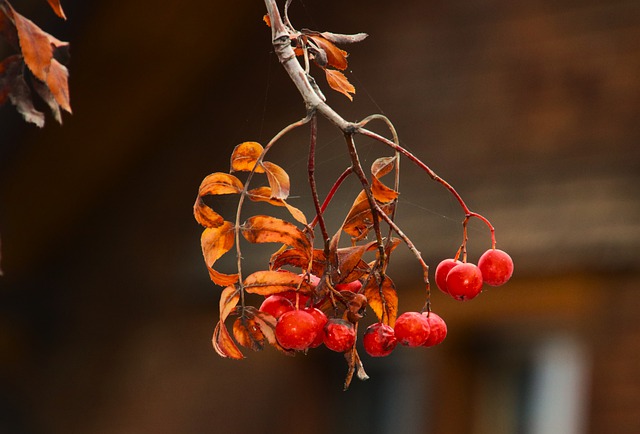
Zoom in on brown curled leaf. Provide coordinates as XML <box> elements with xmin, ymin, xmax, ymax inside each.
<box><xmin>251</xmin><ymin>308</ymin><xmax>294</xmax><ymax>356</ymax></box>
<box><xmin>270</xmin><ymin>248</ymin><xmax>326</xmax><ymax>277</ymax></box>
<box><xmin>363</xmin><ymin>275</ymin><xmax>398</xmax><ymax>327</ymax></box>
<box><xmin>370</xmin><ymin>156</ymin><xmax>398</xmax><ymax>203</ymax></box>
<box><xmin>233</xmin><ymin>316</ymin><xmax>266</xmax><ymax>351</ymax></box>
<box><xmin>230</xmin><ymin>141</ymin><xmax>265</xmax><ymax>173</ymax></box>
<box><xmin>201</xmin><ymin>221</ymin><xmax>238</xmax><ymax>286</ymax></box>
<box><xmin>260</xmin><ymin>161</ymin><xmax>290</xmax><ymax>200</ymax></box>
<box><xmin>308</xmin><ymin>35</ymin><xmax>348</xmax><ymax>70</ymax></box>
<box><xmin>242</xmin><ymin>215</ymin><xmax>311</xmax><ymax>253</ymax></box>
<box><xmin>341</xmin><ymin>191</ymin><xmax>395</xmax><ymax>240</ymax></box>
<box><xmin>219</xmin><ymin>285</ymin><xmax>240</xmax><ymax>323</ymax></box>
<box><xmin>243</xmin><ymin>270</ymin><xmax>312</xmax><ymax>296</ymax></box>
<box><xmin>213</xmin><ymin>320</ymin><xmax>244</xmax><ymax>359</ymax></box>
<box><xmin>194</xmin><ymin>172</ymin><xmax>243</xmax><ymax>228</ymax></box>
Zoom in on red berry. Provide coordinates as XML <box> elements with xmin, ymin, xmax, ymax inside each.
<box><xmin>323</xmin><ymin>319</ymin><xmax>356</xmax><ymax>352</ymax></box>
<box><xmin>335</xmin><ymin>280</ymin><xmax>362</xmax><ymax>293</ymax></box>
<box><xmin>478</xmin><ymin>248</ymin><xmax>514</xmax><ymax>286</ymax></box>
<box><xmin>259</xmin><ymin>295</ymin><xmax>294</xmax><ymax>319</ymax></box>
<box><xmin>435</xmin><ymin>258</ymin><xmax>461</xmax><ymax>294</ymax></box>
<box><xmin>303</xmin><ymin>307</ymin><xmax>328</xmax><ymax>348</ymax></box>
<box><xmin>446</xmin><ymin>263</ymin><xmax>483</xmax><ymax>301</ymax></box>
<box><xmin>394</xmin><ymin>312</ymin><xmax>431</xmax><ymax>347</ymax></box>
<box><xmin>421</xmin><ymin>312</ymin><xmax>447</xmax><ymax>347</ymax></box>
<box><xmin>275</xmin><ymin>310</ymin><xmax>318</xmax><ymax>350</ymax></box>
<box><xmin>363</xmin><ymin>322</ymin><xmax>397</xmax><ymax>357</ymax></box>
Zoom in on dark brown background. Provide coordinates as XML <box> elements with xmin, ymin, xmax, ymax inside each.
<box><xmin>1</xmin><ymin>0</ymin><xmax>639</xmax><ymax>433</ymax></box>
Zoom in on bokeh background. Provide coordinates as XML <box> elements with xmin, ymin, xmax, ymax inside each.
<box><xmin>1</xmin><ymin>0</ymin><xmax>639</xmax><ymax>433</ymax></box>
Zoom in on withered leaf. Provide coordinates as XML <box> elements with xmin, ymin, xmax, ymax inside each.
<box><xmin>230</xmin><ymin>141</ymin><xmax>265</xmax><ymax>173</ymax></box>
<box><xmin>342</xmin><ymin>191</ymin><xmax>395</xmax><ymax>240</ymax></box>
<box><xmin>308</xmin><ymin>35</ymin><xmax>348</xmax><ymax>70</ymax></box>
<box><xmin>193</xmin><ymin>172</ymin><xmax>243</xmax><ymax>228</ymax></box>
<box><xmin>363</xmin><ymin>275</ymin><xmax>398</xmax><ymax>327</ymax></box>
<box><xmin>219</xmin><ymin>285</ymin><xmax>240</xmax><ymax>323</ymax></box>
<box><xmin>324</xmin><ymin>68</ymin><xmax>355</xmax><ymax>101</ymax></box>
<box><xmin>201</xmin><ymin>221</ymin><xmax>238</xmax><ymax>286</ymax></box>
<box><xmin>243</xmin><ymin>270</ymin><xmax>312</xmax><ymax>296</ymax></box>
<box><xmin>233</xmin><ymin>316</ymin><xmax>266</xmax><ymax>351</ymax></box>
<box><xmin>242</xmin><ymin>215</ymin><xmax>311</xmax><ymax>253</ymax></box>
<box><xmin>248</xmin><ymin>187</ymin><xmax>308</xmax><ymax>225</ymax></box>
<box><xmin>251</xmin><ymin>308</ymin><xmax>294</xmax><ymax>356</ymax></box>
<box><xmin>370</xmin><ymin>156</ymin><xmax>398</xmax><ymax>204</ymax></box>
<box><xmin>45</xmin><ymin>58</ymin><xmax>70</xmax><ymax>113</ymax></box>
<box><xmin>46</xmin><ymin>0</ymin><xmax>66</xmax><ymax>20</ymax></box>
<box><xmin>270</xmin><ymin>247</ymin><xmax>326</xmax><ymax>278</ymax></box>
<box><xmin>0</xmin><ymin>55</ymin><xmax>45</xmax><ymax>127</ymax></box>
<box><xmin>260</xmin><ymin>161</ymin><xmax>290</xmax><ymax>200</ymax></box>
<box><xmin>335</xmin><ymin>245</ymin><xmax>372</xmax><ymax>283</ymax></box>
<box><xmin>213</xmin><ymin>320</ymin><xmax>244</xmax><ymax>359</ymax></box>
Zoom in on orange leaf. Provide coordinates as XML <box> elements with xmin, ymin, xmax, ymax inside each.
<box><xmin>309</xmin><ymin>35</ymin><xmax>348</xmax><ymax>70</ymax></box>
<box><xmin>219</xmin><ymin>285</ymin><xmax>240</xmax><ymax>323</ymax></box>
<box><xmin>46</xmin><ymin>0</ymin><xmax>67</xmax><ymax>20</ymax></box>
<box><xmin>242</xmin><ymin>215</ymin><xmax>311</xmax><ymax>253</ymax></box>
<box><xmin>45</xmin><ymin>58</ymin><xmax>71</xmax><ymax>113</ymax></box>
<box><xmin>194</xmin><ymin>172</ymin><xmax>243</xmax><ymax>228</ymax></box>
<box><xmin>270</xmin><ymin>248</ymin><xmax>326</xmax><ymax>277</ymax></box>
<box><xmin>243</xmin><ymin>270</ymin><xmax>312</xmax><ymax>296</ymax></box>
<box><xmin>370</xmin><ymin>156</ymin><xmax>398</xmax><ymax>204</ymax></box>
<box><xmin>213</xmin><ymin>320</ymin><xmax>244</xmax><ymax>359</ymax></box>
<box><xmin>248</xmin><ymin>187</ymin><xmax>308</xmax><ymax>225</ymax></box>
<box><xmin>260</xmin><ymin>161</ymin><xmax>290</xmax><ymax>200</ymax></box>
<box><xmin>341</xmin><ymin>191</ymin><xmax>395</xmax><ymax>240</ymax></box>
<box><xmin>233</xmin><ymin>316</ymin><xmax>266</xmax><ymax>351</ymax></box>
<box><xmin>251</xmin><ymin>308</ymin><xmax>294</xmax><ymax>356</ymax></box>
<box><xmin>263</xmin><ymin>14</ymin><xmax>271</xmax><ymax>27</ymax></box>
<box><xmin>201</xmin><ymin>221</ymin><xmax>238</xmax><ymax>286</ymax></box>
<box><xmin>230</xmin><ymin>141</ymin><xmax>265</xmax><ymax>173</ymax></box>
<box><xmin>324</xmin><ymin>69</ymin><xmax>355</xmax><ymax>101</ymax></box>
<box><xmin>363</xmin><ymin>276</ymin><xmax>398</xmax><ymax>327</ymax></box>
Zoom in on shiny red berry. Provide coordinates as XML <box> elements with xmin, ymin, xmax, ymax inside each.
<box><xmin>275</xmin><ymin>310</ymin><xmax>318</xmax><ymax>350</ymax></box>
<box><xmin>435</xmin><ymin>258</ymin><xmax>461</xmax><ymax>294</ymax></box>
<box><xmin>421</xmin><ymin>312</ymin><xmax>447</xmax><ymax>347</ymax></box>
<box><xmin>335</xmin><ymin>280</ymin><xmax>362</xmax><ymax>293</ymax></box>
<box><xmin>446</xmin><ymin>263</ymin><xmax>483</xmax><ymax>301</ymax></box>
<box><xmin>394</xmin><ymin>312</ymin><xmax>431</xmax><ymax>347</ymax></box>
<box><xmin>478</xmin><ymin>248</ymin><xmax>514</xmax><ymax>286</ymax></box>
<box><xmin>323</xmin><ymin>319</ymin><xmax>356</xmax><ymax>352</ymax></box>
<box><xmin>259</xmin><ymin>295</ymin><xmax>294</xmax><ymax>319</ymax></box>
<box><xmin>363</xmin><ymin>322</ymin><xmax>397</xmax><ymax>357</ymax></box>
<box><xmin>303</xmin><ymin>307</ymin><xmax>328</xmax><ymax>348</ymax></box>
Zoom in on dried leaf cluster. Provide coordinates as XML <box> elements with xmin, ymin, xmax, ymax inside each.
<box><xmin>0</xmin><ymin>0</ymin><xmax>71</xmax><ymax>127</ymax></box>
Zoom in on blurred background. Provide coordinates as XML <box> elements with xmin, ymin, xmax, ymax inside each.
<box><xmin>1</xmin><ymin>0</ymin><xmax>639</xmax><ymax>433</ymax></box>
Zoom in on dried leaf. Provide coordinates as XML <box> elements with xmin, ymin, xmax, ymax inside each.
<box><xmin>319</xmin><ymin>31</ymin><xmax>368</xmax><ymax>45</ymax></box>
<box><xmin>45</xmin><ymin>58</ymin><xmax>70</xmax><ymax>113</ymax></box>
<box><xmin>363</xmin><ymin>276</ymin><xmax>398</xmax><ymax>327</ymax></box>
<box><xmin>201</xmin><ymin>221</ymin><xmax>238</xmax><ymax>286</ymax></box>
<box><xmin>46</xmin><ymin>0</ymin><xmax>66</xmax><ymax>20</ymax></box>
<box><xmin>0</xmin><ymin>55</ymin><xmax>45</xmax><ymax>127</ymax></box>
<box><xmin>248</xmin><ymin>187</ymin><xmax>308</xmax><ymax>225</ymax></box>
<box><xmin>309</xmin><ymin>35</ymin><xmax>348</xmax><ymax>70</ymax></box>
<box><xmin>242</xmin><ymin>215</ymin><xmax>311</xmax><ymax>253</ymax></box>
<box><xmin>370</xmin><ymin>156</ymin><xmax>398</xmax><ymax>204</ymax></box>
<box><xmin>7</xmin><ymin>2</ymin><xmax>54</xmax><ymax>82</ymax></box>
<box><xmin>194</xmin><ymin>172</ymin><xmax>243</xmax><ymax>228</ymax></box>
<box><xmin>243</xmin><ymin>270</ymin><xmax>312</xmax><ymax>296</ymax></box>
<box><xmin>213</xmin><ymin>320</ymin><xmax>244</xmax><ymax>359</ymax></box>
<box><xmin>270</xmin><ymin>248</ymin><xmax>325</xmax><ymax>277</ymax></box>
<box><xmin>260</xmin><ymin>161</ymin><xmax>290</xmax><ymax>200</ymax></box>
<box><xmin>324</xmin><ymin>69</ymin><xmax>355</xmax><ymax>101</ymax></box>
<box><xmin>219</xmin><ymin>285</ymin><xmax>240</xmax><ymax>323</ymax></box>
<box><xmin>31</xmin><ymin>74</ymin><xmax>61</xmax><ymax>123</ymax></box>
<box><xmin>251</xmin><ymin>308</ymin><xmax>294</xmax><ymax>356</ymax></box>
<box><xmin>263</xmin><ymin>13</ymin><xmax>271</xmax><ymax>27</ymax></box>
<box><xmin>233</xmin><ymin>316</ymin><xmax>266</xmax><ymax>351</ymax></box>
<box><xmin>230</xmin><ymin>141</ymin><xmax>265</xmax><ymax>173</ymax></box>
<box><xmin>342</xmin><ymin>191</ymin><xmax>395</xmax><ymax>240</ymax></box>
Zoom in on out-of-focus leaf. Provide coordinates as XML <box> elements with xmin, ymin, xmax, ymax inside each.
<box><xmin>201</xmin><ymin>221</ymin><xmax>238</xmax><ymax>286</ymax></box>
<box><xmin>363</xmin><ymin>275</ymin><xmax>398</xmax><ymax>327</ymax></box>
<box><xmin>213</xmin><ymin>320</ymin><xmax>244</xmax><ymax>359</ymax></box>
<box><xmin>233</xmin><ymin>316</ymin><xmax>266</xmax><ymax>351</ymax></box>
<box><xmin>194</xmin><ymin>172</ymin><xmax>243</xmax><ymax>228</ymax></box>
<box><xmin>230</xmin><ymin>141</ymin><xmax>265</xmax><ymax>173</ymax></box>
<box><xmin>219</xmin><ymin>285</ymin><xmax>240</xmax><ymax>323</ymax></box>
<box><xmin>243</xmin><ymin>270</ymin><xmax>312</xmax><ymax>296</ymax></box>
<box><xmin>46</xmin><ymin>0</ymin><xmax>66</xmax><ymax>20</ymax></box>
<box><xmin>44</xmin><ymin>58</ymin><xmax>70</xmax><ymax>113</ymax></box>
<box><xmin>324</xmin><ymin>68</ymin><xmax>355</xmax><ymax>101</ymax></box>
<box><xmin>0</xmin><ymin>5</ymin><xmax>19</xmax><ymax>50</ymax></box>
<box><xmin>260</xmin><ymin>161</ymin><xmax>290</xmax><ymax>200</ymax></box>
<box><xmin>248</xmin><ymin>187</ymin><xmax>308</xmax><ymax>225</ymax></box>
<box><xmin>0</xmin><ymin>55</ymin><xmax>44</xmax><ymax>127</ymax></box>
<box><xmin>242</xmin><ymin>215</ymin><xmax>310</xmax><ymax>253</ymax></box>
<box><xmin>308</xmin><ymin>35</ymin><xmax>348</xmax><ymax>70</ymax></box>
